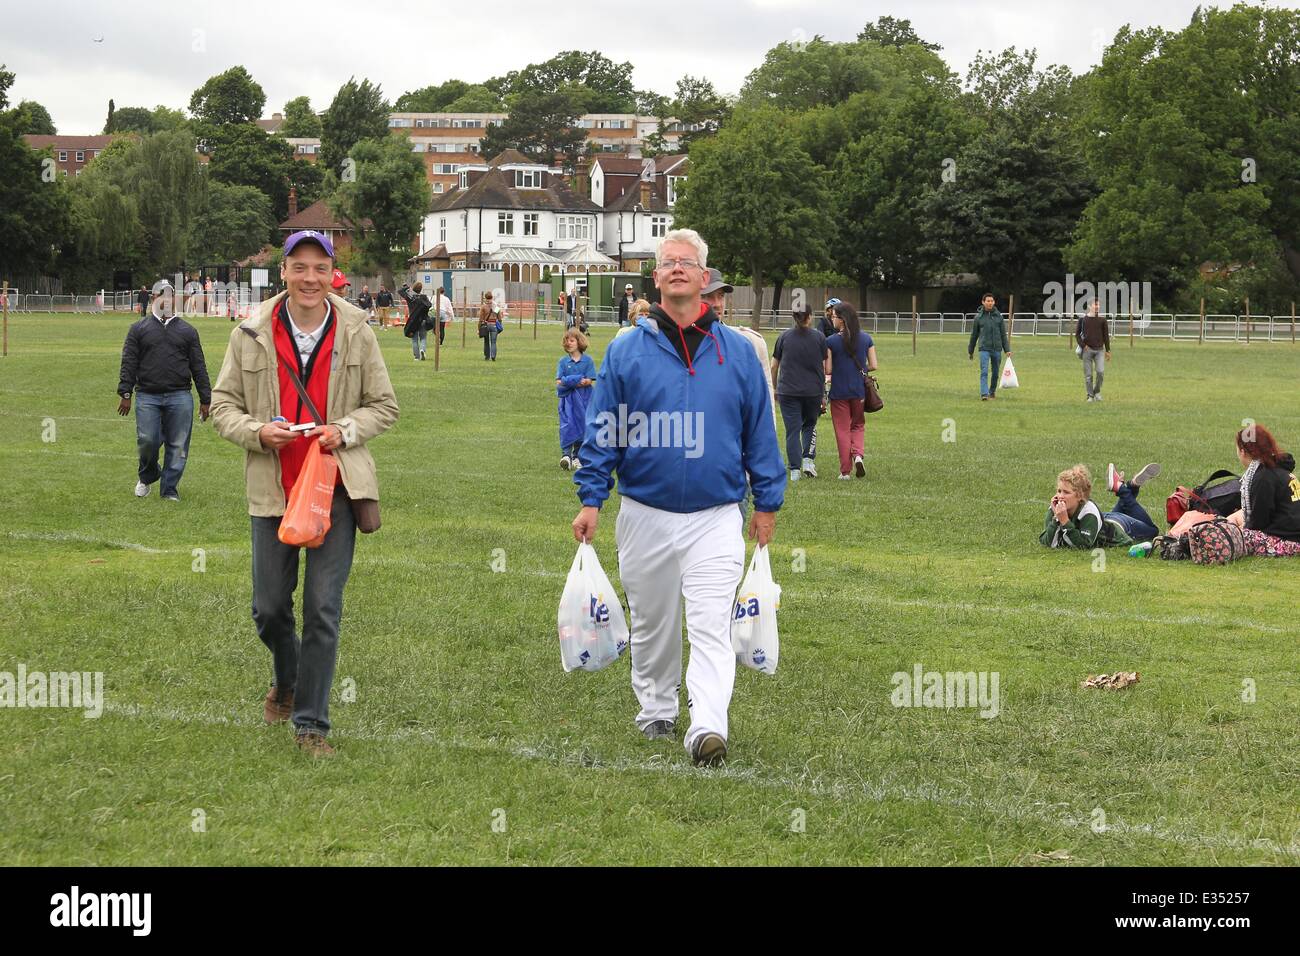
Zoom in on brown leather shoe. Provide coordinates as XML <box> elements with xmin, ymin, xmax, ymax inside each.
<box><xmin>295</xmin><ymin>732</ymin><xmax>335</xmax><ymax>758</ymax></box>
<box><xmin>263</xmin><ymin>685</ymin><xmax>293</xmax><ymax>724</ymax></box>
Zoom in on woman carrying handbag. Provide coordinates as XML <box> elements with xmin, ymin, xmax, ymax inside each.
<box><xmin>823</xmin><ymin>301</ymin><xmax>878</xmax><ymax>480</ymax></box>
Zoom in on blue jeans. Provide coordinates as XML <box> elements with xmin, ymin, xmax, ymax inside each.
<box><xmin>482</xmin><ymin>325</ymin><xmax>498</xmax><ymax>360</ymax></box>
<box><xmin>1105</xmin><ymin>483</ymin><xmax>1159</xmax><ymax>541</ymax></box>
<box><xmin>135</xmin><ymin>390</ymin><xmax>193</xmax><ymax>496</ymax></box>
<box><xmin>978</xmin><ymin>350</ymin><xmax>1003</xmax><ymax>396</ymax></box>
<box><xmin>778</xmin><ymin>395</ymin><xmax>820</xmax><ymax>470</ymax></box>
<box><xmin>411</xmin><ymin>327</ymin><xmax>427</xmax><ymax>358</ymax></box>
<box><xmin>250</xmin><ymin>487</ymin><xmax>357</xmax><ymax>737</ymax></box>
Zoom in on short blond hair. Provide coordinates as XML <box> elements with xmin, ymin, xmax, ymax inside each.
<box><xmin>633</xmin><ymin>298</ymin><xmax>651</xmax><ymax>317</ymax></box>
<box><xmin>1057</xmin><ymin>465</ymin><xmax>1092</xmax><ymax>500</ymax></box>
<box><xmin>656</xmin><ymin>228</ymin><xmax>708</xmax><ymax>269</ymax></box>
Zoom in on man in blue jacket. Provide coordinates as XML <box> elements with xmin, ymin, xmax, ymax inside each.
<box><xmin>571</xmin><ymin>229</ymin><xmax>785</xmax><ymax>766</ymax></box>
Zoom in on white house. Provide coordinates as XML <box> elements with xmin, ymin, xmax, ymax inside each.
<box><xmin>591</xmin><ymin>154</ymin><xmax>689</xmax><ymax>272</ymax></box>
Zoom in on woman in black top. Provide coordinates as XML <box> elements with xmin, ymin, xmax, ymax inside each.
<box><xmin>1228</xmin><ymin>424</ymin><xmax>1300</xmax><ymax>556</ymax></box>
<box><xmin>770</xmin><ymin>308</ymin><xmax>828</xmax><ymax>481</ymax></box>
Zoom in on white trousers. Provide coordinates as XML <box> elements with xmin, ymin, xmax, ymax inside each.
<box><xmin>615</xmin><ymin>496</ymin><xmax>745</xmax><ymax>753</ymax></box>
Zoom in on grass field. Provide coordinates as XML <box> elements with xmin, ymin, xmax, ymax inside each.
<box><xmin>2</xmin><ymin>311</ymin><xmax>1298</xmax><ymax>866</ymax></box>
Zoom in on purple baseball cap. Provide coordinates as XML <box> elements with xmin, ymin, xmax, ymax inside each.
<box><xmin>283</xmin><ymin>229</ymin><xmax>336</xmax><ymax>259</ymax></box>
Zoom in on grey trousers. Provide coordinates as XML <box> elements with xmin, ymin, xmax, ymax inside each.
<box><xmin>1082</xmin><ymin>348</ymin><xmax>1105</xmax><ymax>397</ymax></box>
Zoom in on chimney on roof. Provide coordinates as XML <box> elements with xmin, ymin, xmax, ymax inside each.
<box><xmin>288</xmin><ymin>186</ymin><xmax>298</xmax><ymax>219</ymax></box>
<box><xmin>639</xmin><ymin>178</ymin><xmax>652</xmax><ymax>209</ymax></box>
<box><xmin>574</xmin><ymin>155</ymin><xmax>591</xmax><ymax>198</ymax></box>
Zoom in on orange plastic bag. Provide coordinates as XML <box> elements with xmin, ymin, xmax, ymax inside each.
<box><xmin>278</xmin><ymin>441</ymin><xmax>338</xmax><ymax>548</ymax></box>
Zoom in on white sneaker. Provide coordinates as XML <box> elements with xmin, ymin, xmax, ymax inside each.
<box><xmin>134</xmin><ymin>481</ymin><xmax>150</xmax><ymax>497</ymax></box>
<box><xmin>801</xmin><ymin>458</ymin><xmax>817</xmax><ymax>478</ymax></box>
<box><xmin>1094</xmin><ymin>394</ymin><xmax>1103</xmax><ymax>402</ymax></box>
<box><xmin>572</xmin><ymin>459</ymin><xmax>582</xmax><ymax>470</ymax></box>
<box><xmin>789</xmin><ymin>469</ymin><xmax>801</xmax><ymax>482</ymax></box>
<box><xmin>560</xmin><ymin>456</ymin><xmax>572</xmax><ymax>471</ymax></box>
<box><xmin>853</xmin><ymin>455</ymin><xmax>866</xmax><ymax>478</ymax></box>
<box><xmin>837</xmin><ymin>473</ymin><xmax>852</xmax><ymax>481</ymax></box>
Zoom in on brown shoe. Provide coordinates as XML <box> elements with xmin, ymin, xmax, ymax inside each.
<box><xmin>263</xmin><ymin>685</ymin><xmax>294</xmax><ymax>724</ymax></box>
<box><xmin>295</xmin><ymin>732</ymin><xmax>335</xmax><ymax>758</ymax></box>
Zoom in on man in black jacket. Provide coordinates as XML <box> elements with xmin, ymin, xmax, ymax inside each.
<box><xmin>399</xmin><ymin>281</ymin><xmax>433</xmax><ymax>360</ymax></box>
<box><xmin>617</xmin><ymin>284</ymin><xmax>635</xmax><ymax>326</ymax></box>
<box><xmin>117</xmin><ymin>282</ymin><xmax>211</xmax><ymax>500</ymax></box>
<box><xmin>376</xmin><ymin>287</ymin><xmax>394</xmax><ymax>328</ymax></box>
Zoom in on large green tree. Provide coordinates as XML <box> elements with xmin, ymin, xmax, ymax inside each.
<box><xmin>280</xmin><ymin>95</ymin><xmax>322</xmax><ymax>137</ymax></box>
<box><xmin>106</xmin><ymin>104</ymin><xmax>186</xmax><ymax>135</ymax></box>
<box><xmin>206</xmin><ymin>123</ymin><xmax>296</xmax><ymax>222</ymax></box>
<box><xmin>320</xmin><ymin>77</ymin><xmax>389</xmax><ymax>178</ymax></box>
<box><xmin>1068</xmin><ymin>5</ymin><xmax>1300</xmax><ymax>309</ymax></box>
<box><xmin>673</xmin><ymin>107</ymin><xmax>831</xmax><ymax>328</ymax></box>
<box><xmin>858</xmin><ymin>15</ymin><xmax>941</xmax><ymax>51</ymax></box>
<box><xmin>188</xmin><ymin>181</ymin><xmax>274</xmax><ymax>264</ymax></box>
<box><xmin>328</xmin><ymin>135</ymin><xmax>427</xmax><ymax>289</ymax></box>
<box><xmin>394</xmin><ymin>80</ymin><xmax>473</xmax><ymax>113</ymax></box>
<box><xmin>671</xmin><ymin>75</ymin><xmax>729</xmax><ymax>147</ymax></box>
<box><xmin>497</xmin><ymin>51</ymin><xmax>637</xmax><ymax>113</ymax></box>
<box><xmin>480</xmin><ymin>87</ymin><xmax>586</xmax><ymax>168</ymax></box>
<box><xmin>0</xmin><ymin>69</ymin><xmax>70</xmax><ymax>278</ymax></box>
<box><xmin>16</xmin><ymin>100</ymin><xmax>55</xmax><ymax>135</ymax></box>
<box><xmin>189</xmin><ymin>66</ymin><xmax>266</xmax><ymax>126</ymax></box>
<box><xmin>443</xmin><ymin>85</ymin><xmax>503</xmax><ymax>112</ymax></box>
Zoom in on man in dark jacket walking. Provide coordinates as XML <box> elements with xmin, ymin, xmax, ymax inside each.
<box><xmin>1074</xmin><ymin>299</ymin><xmax>1112</xmax><ymax>402</ymax></box>
<box><xmin>967</xmin><ymin>293</ymin><xmax>1012</xmax><ymax>400</ymax></box>
<box><xmin>617</xmin><ymin>284</ymin><xmax>636</xmax><ymax>326</ymax></box>
<box><xmin>399</xmin><ymin>281</ymin><xmax>433</xmax><ymax>360</ymax></box>
<box><xmin>137</xmin><ymin>286</ymin><xmax>150</xmax><ymax>317</ymax></box>
<box><xmin>117</xmin><ymin>282</ymin><xmax>211</xmax><ymax>500</ymax></box>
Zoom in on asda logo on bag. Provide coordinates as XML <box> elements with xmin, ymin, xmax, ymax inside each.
<box><xmin>733</xmin><ymin>594</ymin><xmax>761</xmax><ymax>620</ymax></box>
<box><xmin>589</xmin><ymin>594</ymin><xmax>611</xmax><ymax>625</ymax></box>
<box><xmin>751</xmin><ymin>649</ymin><xmax>767</xmax><ymax>667</ymax></box>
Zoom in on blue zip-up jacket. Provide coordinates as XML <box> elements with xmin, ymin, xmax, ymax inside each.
<box><xmin>575</xmin><ymin>310</ymin><xmax>785</xmax><ymax>514</ymax></box>
<box><xmin>556</xmin><ymin>352</ymin><xmax>596</xmax><ymax>448</ymax></box>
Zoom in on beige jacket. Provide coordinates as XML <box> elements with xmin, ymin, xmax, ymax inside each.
<box><xmin>211</xmin><ymin>291</ymin><xmax>400</xmax><ymax>517</ymax></box>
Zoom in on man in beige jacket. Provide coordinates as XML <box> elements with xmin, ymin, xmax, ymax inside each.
<box><xmin>211</xmin><ymin>230</ymin><xmax>398</xmax><ymax>757</ymax></box>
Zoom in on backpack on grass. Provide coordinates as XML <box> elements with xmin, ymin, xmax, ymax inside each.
<box><xmin>1166</xmin><ymin>470</ymin><xmax>1241</xmax><ymax>523</ymax></box>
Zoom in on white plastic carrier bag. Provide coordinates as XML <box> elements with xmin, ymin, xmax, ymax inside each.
<box><xmin>1000</xmin><ymin>356</ymin><xmax>1020</xmax><ymax>389</ymax></box>
<box><xmin>730</xmin><ymin>544</ymin><xmax>781</xmax><ymax>675</ymax></box>
<box><xmin>557</xmin><ymin>542</ymin><xmax>629</xmax><ymax>672</ymax></box>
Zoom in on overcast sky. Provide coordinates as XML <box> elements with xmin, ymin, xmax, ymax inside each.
<box><xmin>7</xmin><ymin>0</ymin><xmax>1243</xmax><ymax>135</ymax></box>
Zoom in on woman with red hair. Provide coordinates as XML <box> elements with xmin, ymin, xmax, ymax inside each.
<box><xmin>1228</xmin><ymin>424</ymin><xmax>1300</xmax><ymax>556</ymax></box>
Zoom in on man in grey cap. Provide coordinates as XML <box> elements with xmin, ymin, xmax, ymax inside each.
<box><xmin>617</xmin><ymin>283</ymin><xmax>636</xmax><ymax>327</ymax></box>
<box><xmin>704</xmin><ymin>268</ymin><xmax>776</xmax><ymax>427</ymax></box>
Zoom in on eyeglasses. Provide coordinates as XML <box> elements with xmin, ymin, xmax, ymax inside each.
<box><xmin>657</xmin><ymin>258</ymin><xmax>701</xmax><ymax>271</ymax></box>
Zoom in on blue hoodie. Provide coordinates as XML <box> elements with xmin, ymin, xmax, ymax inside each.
<box><xmin>575</xmin><ymin>312</ymin><xmax>785</xmax><ymax>514</ymax></box>
<box><xmin>556</xmin><ymin>352</ymin><xmax>597</xmax><ymax>447</ymax></box>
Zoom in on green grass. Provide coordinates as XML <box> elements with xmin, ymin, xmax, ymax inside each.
<box><xmin>1</xmin><ymin>312</ymin><xmax>1298</xmax><ymax>865</ymax></box>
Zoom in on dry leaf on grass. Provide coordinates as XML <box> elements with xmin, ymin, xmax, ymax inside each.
<box><xmin>1081</xmin><ymin>672</ymin><xmax>1140</xmax><ymax>690</ymax></box>
<box><xmin>1032</xmin><ymin>849</ymin><xmax>1073</xmax><ymax>861</ymax></box>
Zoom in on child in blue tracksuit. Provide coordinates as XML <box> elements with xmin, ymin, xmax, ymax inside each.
<box><xmin>556</xmin><ymin>328</ymin><xmax>596</xmax><ymax>471</ymax></box>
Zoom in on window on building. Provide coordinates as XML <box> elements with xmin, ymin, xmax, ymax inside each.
<box><xmin>557</xmin><ymin>216</ymin><xmax>591</xmax><ymax>241</ymax></box>
<box><xmin>515</xmin><ymin>170</ymin><xmax>541</xmax><ymax>189</ymax></box>
<box><xmin>58</xmin><ymin>150</ymin><xmax>67</xmax><ymax>162</ymax></box>
<box><xmin>415</xmin><ymin>119</ymin><xmax>425</xmax><ymax>128</ymax></box>
<box><xmin>433</xmin><ymin>183</ymin><xmax>444</xmax><ymax>193</ymax></box>
<box><xmin>667</xmin><ymin>175</ymin><xmax>685</xmax><ymax>206</ymax></box>
<box><xmin>459</xmin><ymin>171</ymin><xmax>468</xmax><ymax>188</ymax></box>
<box><xmin>523</xmin><ymin>213</ymin><xmax>539</xmax><ymax>237</ymax></box>
<box><xmin>75</xmin><ymin>150</ymin><xmax>84</xmax><ymax>163</ymax></box>
<box><xmin>440</xmin><ymin>218</ymin><xmax>447</xmax><ymax>242</ymax></box>
<box><xmin>651</xmin><ymin>215</ymin><xmax>668</xmax><ymax>238</ymax></box>
<box><xmin>498</xmin><ymin>212</ymin><xmax>514</xmax><ymax>236</ymax></box>
<box><xmin>75</xmin><ymin>168</ymin><xmax>82</xmax><ymax>177</ymax></box>
<box><xmin>92</xmin><ymin>149</ymin><xmax>100</xmax><ymax>157</ymax></box>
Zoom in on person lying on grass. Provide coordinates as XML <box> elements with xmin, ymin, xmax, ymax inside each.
<box><xmin>1041</xmin><ymin>463</ymin><xmax>1162</xmax><ymax>549</ymax></box>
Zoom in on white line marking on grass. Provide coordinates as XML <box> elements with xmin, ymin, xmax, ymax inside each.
<box><xmin>4</xmin><ymin>531</ymin><xmax>165</xmax><ymax>553</ymax></box>
<box><xmin>100</xmin><ymin>700</ymin><xmax>1299</xmax><ymax>859</ymax></box>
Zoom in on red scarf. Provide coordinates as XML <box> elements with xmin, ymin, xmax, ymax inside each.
<box><xmin>272</xmin><ymin>300</ymin><xmax>336</xmax><ymax>498</ymax></box>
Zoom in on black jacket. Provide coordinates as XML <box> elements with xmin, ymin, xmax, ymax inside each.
<box><xmin>1245</xmin><ymin>454</ymin><xmax>1300</xmax><ymax>541</ymax></box>
<box><xmin>118</xmin><ymin>313</ymin><xmax>211</xmax><ymax>403</ymax></box>
<box><xmin>618</xmin><ymin>294</ymin><xmax>635</xmax><ymax>323</ymax></box>
<box><xmin>377</xmin><ymin>291</ymin><xmax>393</xmax><ymax>307</ymax></box>
<box><xmin>398</xmin><ymin>287</ymin><xmax>431</xmax><ymax>336</ymax></box>
<box><xmin>358</xmin><ymin>291</ymin><xmax>373</xmax><ymax>309</ymax></box>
